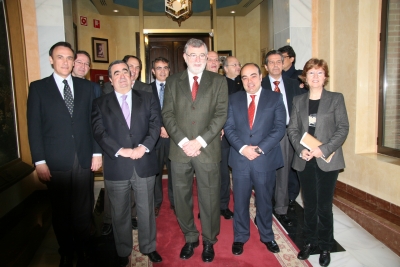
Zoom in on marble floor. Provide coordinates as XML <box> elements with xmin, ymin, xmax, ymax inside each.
<box><xmin>29</xmin><ymin>180</ymin><xmax>400</xmax><ymax>267</ymax></box>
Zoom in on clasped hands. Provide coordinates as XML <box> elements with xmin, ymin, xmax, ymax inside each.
<box><xmin>119</xmin><ymin>146</ymin><xmax>146</xmax><ymax>160</ymax></box>
<box><xmin>182</xmin><ymin>139</ymin><xmax>202</xmax><ymax>157</ymax></box>
<box><xmin>242</xmin><ymin>145</ymin><xmax>261</xmax><ymax>161</ymax></box>
<box><xmin>301</xmin><ymin>147</ymin><xmax>323</xmax><ymax>161</ymax></box>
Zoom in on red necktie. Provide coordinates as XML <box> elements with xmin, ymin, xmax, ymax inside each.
<box><xmin>248</xmin><ymin>95</ymin><xmax>256</xmax><ymax>129</ymax></box>
<box><xmin>192</xmin><ymin>76</ymin><xmax>199</xmax><ymax>101</ymax></box>
<box><xmin>273</xmin><ymin>81</ymin><xmax>280</xmax><ymax>93</ymax></box>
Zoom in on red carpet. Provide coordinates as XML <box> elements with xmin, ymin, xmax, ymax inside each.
<box><xmin>150</xmin><ymin>179</ymin><xmax>312</xmax><ymax>267</ymax></box>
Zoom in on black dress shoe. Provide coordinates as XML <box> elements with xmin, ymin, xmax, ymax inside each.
<box><xmin>144</xmin><ymin>251</ymin><xmax>162</xmax><ymax>263</ymax></box>
<box><xmin>132</xmin><ymin>218</ymin><xmax>138</xmax><ymax>230</ymax></box>
<box><xmin>232</xmin><ymin>242</ymin><xmax>244</xmax><ymax>255</ymax></box>
<box><xmin>202</xmin><ymin>241</ymin><xmax>215</xmax><ymax>262</ymax></box>
<box><xmin>117</xmin><ymin>255</ymin><xmax>129</xmax><ymax>267</ymax></box>
<box><xmin>289</xmin><ymin>199</ymin><xmax>296</xmax><ymax>211</ymax></box>
<box><xmin>297</xmin><ymin>243</ymin><xmax>317</xmax><ymax>260</ymax></box>
<box><xmin>275</xmin><ymin>214</ymin><xmax>293</xmax><ymax>227</ymax></box>
<box><xmin>101</xmin><ymin>223</ymin><xmax>112</xmax><ymax>235</ymax></box>
<box><xmin>319</xmin><ymin>250</ymin><xmax>330</xmax><ymax>266</ymax></box>
<box><xmin>263</xmin><ymin>240</ymin><xmax>280</xmax><ymax>253</ymax></box>
<box><xmin>59</xmin><ymin>255</ymin><xmax>73</xmax><ymax>267</ymax></box>
<box><xmin>180</xmin><ymin>240</ymin><xmax>199</xmax><ymax>259</ymax></box>
<box><xmin>220</xmin><ymin>208</ymin><xmax>234</xmax><ymax>219</ymax></box>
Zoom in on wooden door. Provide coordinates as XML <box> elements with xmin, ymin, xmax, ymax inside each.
<box><xmin>143</xmin><ymin>34</ymin><xmax>210</xmax><ymax>83</ymax></box>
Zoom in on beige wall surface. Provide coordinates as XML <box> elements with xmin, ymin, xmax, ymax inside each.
<box><xmin>313</xmin><ymin>0</ymin><xmax>400</xmax><ymax>206</ymax></box>
<box><xmin>75</xmin><ymin>2</ymin><xmax>260</xmax><ymax>71</ymax></box>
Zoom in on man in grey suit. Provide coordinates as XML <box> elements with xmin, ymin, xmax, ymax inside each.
<box><xmin>162</xmin><ymin>38</ymin><xmax>228</xmax><ymax>263</ymax></box>
<box><xmin>101</xmin><ymin>55</ymin><xmax>150</xmax><ymax>235</ymax></box>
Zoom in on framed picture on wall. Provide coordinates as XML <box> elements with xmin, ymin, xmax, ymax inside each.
<box><xmin>217</xmin><ymin>50</ymin><xmax>232</xmax><ymax>66</ymax></box>
<box><xmin>92</xmin><ymin>37</ymin><xmax>109</xmax><ymax>63</ymax></box>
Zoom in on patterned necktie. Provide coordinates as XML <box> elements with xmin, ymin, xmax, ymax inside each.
<box><xmin>63</xmin><ymin>80</ymin><xmax>74</xmax><ymax>117</ymax></box>
<box><xmin>192</xmin><ymin>76</ymin><xmax>199</xmax><ymax>101</ymax></box>
<box><xmin>273</xmin><ymin>81</ymin><xmax>281</xmax><ymax>93</ymax></box>
<box><xmin>121</xmin><ymin>95</ymin><xmax>131</xmax><ymax>128</ymax></box>
<box><xmin>159</xmin><ymin>83</ymin><xmax>164</xmax><ymax>109</ymax></box>
<box><xmin>248</xmin><ymin>95</ymin><xmax>256</xmax><ymax>129</ymax></box>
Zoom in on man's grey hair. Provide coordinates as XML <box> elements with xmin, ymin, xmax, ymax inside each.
<box><xmin>184</xmin><ymin>38</ymin><xmax>208</xmax><ymax>54</ymax></box>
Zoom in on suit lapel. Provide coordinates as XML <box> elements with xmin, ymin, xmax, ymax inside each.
<box><xmin>237</xmin><ymin>91</ymin><xmax>250</xmax><ymax>129</ymax></box>
<box><xmin>131</xmin><ymin>90</ymin><xmax>143</xmax><ymax>131</ymax></box>
<box><xmin>252</xmin><ymin>89</ymin><xmax>266</xmax><ymax>130</ymax></box>
<box><xmin>107</xmin><ymin>93</ymin><xmax>129</xmax><ymax>130</ymax></box>
<box><xmin>48</xmin><ymin>75</ymin><xmax>73</xmax><ymax>117</ymax></box>
<box><xmin>300</xmin><ymin>92</ymin><xmax>310</xmax><ymax>134</ymax></box>
<box><xmin>71</xmin><ymin>77</ymin><xmax>82</xmax><ymax>118</ymax></box>
<box><xmin>178</xmin><ymin>71</ymin><xmax>193</xmax><ymax>102</ymax></box>
<box><xmin>315</xmin><ymin>89</ymin><xmax>329</xmax><ymax>136</ymax></box>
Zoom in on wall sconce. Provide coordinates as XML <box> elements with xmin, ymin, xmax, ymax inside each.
<box><xmin>165</xmin><ymin>0</ymin><xmax>193</xmax><ymax>27</ymax></box>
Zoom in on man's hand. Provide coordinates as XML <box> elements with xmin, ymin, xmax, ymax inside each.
<box><xmin>301</xmin><ymin>149</ymin><xmax>313</xmax><ymax>161</ymax></box>
<box><xmin>91</xmin><ymin>156</ymin><xmax>102</xmax><ymax>171</ymax></box>
<box><xmin>119</xmin><ymin>148</ymin><xmax>133</xmax><ymax>158</ymax></box>
<box><xmin>182</xmin><ymin>139</ymin><xmax>202</xmax><ymax>157</ymax></box>
<box><xmin>36</xmin><ymin>163</ymin><xmax>52</xmax><ymax>183</ymax></box>
<box><xmin>130</xmin><ymin>146</ymin><xmax>146</xmax><ymax>160</ymax></box>
<box><xmin>220</xmin><ymin>129</ymin><xmax>224</xmax><ymax>140</ymax></box>
<box><xmin>310</xmin><ymin>147</ymin><xmax>323</xmax><ymax>158</ymax></box>
<box><xmin>160</xmin><ymin>127</ymin><xmax>169</xmax><ymax>138</ymax></box>
<box><xmin>242</xmin><ymin>146</ymin><xmax>261</xmax><ymax>161</ymax></box>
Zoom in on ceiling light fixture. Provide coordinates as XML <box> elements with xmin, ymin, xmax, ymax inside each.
<box><xmin>113</xmin><ymin>9</ymin><xmax>119</xmax><ymax>12</ymax></box>
<box><xmin>165</xmin><ymin>0</ymin><xmax>193</xmax><ymax>27</ymax></box>
<box><xmin>230</xmin><ymin>11</ymin><xmax>236</xmax><ymax>14</ymax></box>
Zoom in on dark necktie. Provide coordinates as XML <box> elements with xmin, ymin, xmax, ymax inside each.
<box><xmin>192</xmin><ymin>76</ymin><xmax>199</xmax><ymax>101</ymax></box>
<box><xmin>248</xmin><ymin>95</ymin><xmax>256</xmax><ymax>129</ymax></box>
<box><xmin>273</xmin><ymin>81</ymin><xmax>281</xmax><ymax>93</ymax></box>
<box><xmin>159</xmin><ymin>83</ymin><xmax>164</xmax><ymax>109</ymax></box>
<box><xmin>63</xmin><ymin>80</ymin><xmax>74</xmax><ymax>116</ymax></box>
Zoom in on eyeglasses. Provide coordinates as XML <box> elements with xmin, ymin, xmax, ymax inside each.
<box><xmin>307</xmin><ymin>71</ymin><xmax>325</xmax><ymax>77</ymax></box>
<box><xmin>155</xmin><ymin>66</ymin><xmax>170</xmax><ymax>71</ymax></box>
<box><xmin>75</xmin><ymin>61</ymin><xmax>90</xmax><ymax>67</ymax></box>
<box><xmin>207</xmin><ymin>58</ymin><xmax>220</xmax><ymax>63</ymax></box>
<box><xmin>267</xmin><ymin>60</ymin><xmax>283</xmax><ymax>65</ymax></box>
<box><xmin>226</xmin><ymin>63</ymin><xmax>242</xmax><ymax>68</ymax></box>
<box><xmin>185</xmin><ymin>53</ymin><xmax>207</xmax><ymax>60</ymax></box>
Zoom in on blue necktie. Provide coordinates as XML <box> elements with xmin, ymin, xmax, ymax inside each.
<box><xmin>159</xmin><ymin>83</ymin><xmax>165</xmax><ymax>109</ymax></box>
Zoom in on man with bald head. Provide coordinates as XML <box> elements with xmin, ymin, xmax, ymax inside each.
<box><xmin>206</xmin><ymin>51</ymin><xmax>220</xmax><ymax>73</ymax></box>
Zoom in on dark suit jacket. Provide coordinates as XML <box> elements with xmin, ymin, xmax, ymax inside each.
<box><xmin>282</xmin><ymin>64</ymin><xmax>303</xmax><ymax>81</ymax></box>
<box><xmin>288</xmin><ymin>89</ymin><xmax>349</xmax><ymax>172</ymax></box>
<box><xmin>92</xmin><ymin>81</ymin><xmax>102</xmax><ymax>98</ymax></box>
<box><xmin>103</xmin><ymin>80</ymin><xmax>152</xmax><ymax>95</ymax></box>
<box><xmin>162</xmin><ymin>70</ymin><xmax>228</xmax><ymax>163</ymax></box>
<box><xmin>150</xmin><ymin>81</ymin><xmax>165</xmax><ymax>149</ymax></box>
<box><xmin>224</xmin><ymin>88</ymin><xmax>286</xmax><ymax>172</ymax></box>
<box><xmin>92</xmin><ymin>89</ymin><xmax>161</xmax><ymax>180</ymax></box>
<box><xmin>221</xmin><ymin>75</ymin><xmax>244</xmax><ymax>148</ymax></box>
<box><xmin>261</xmin><ymin>75</ymin><xmax>304</xmax><ymax>117</ymax></box>
<box><xmin>27</xmin><ymin>74</ymin><xmax>101</xmax><ymax>170</ymax></box>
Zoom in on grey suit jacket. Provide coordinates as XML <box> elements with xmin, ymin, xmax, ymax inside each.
<box><xmin>102</xmin><ymin>80</ymin><xmax>152</xmax><ymax>95</ymax></box>
<box><xmin>162</xmin><ymin>70</ymin><xmax>228</xmax><ymax>163</ymax></box>
<box><xmin>288</xmin><ymin>89</ymin><xmax>349</xmax><ymax>172</ymax></box>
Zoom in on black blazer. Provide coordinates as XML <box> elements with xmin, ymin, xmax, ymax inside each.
<box><xmin>150</xmin><ymin>81</ymin><xmax>165</xmax><ymax>149</ymax></box>
<box><xmin>92</xmin><ymin>89</ymin><xmax>161</xmax><ymax>180</ymax></box>
<box><xmin>261</xmin><ymin>75</ymin><xmax>304</xmax><ymax>117</ymax></box>
<box><xmin>27</xmin><ymin>75</ymin><xmax>101</xmax><ymax>171</ymax></box>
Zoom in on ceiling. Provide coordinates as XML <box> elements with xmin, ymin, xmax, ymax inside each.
<box><xmin>90</xmin><ymin>0</ymin><xmax>263</xmax><ymax>16</ymax></box>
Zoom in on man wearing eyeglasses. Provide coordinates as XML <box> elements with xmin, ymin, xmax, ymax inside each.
<box><xmin>72</xmin><ymin>50</ymin><xmax>102</xmax><ymax>98</ymax></box>
<box><xmin>260</xmin><ymin>50</ymin><xmax>304</xmax><ymax>228</ymax></box>
<box><xmin>150</xmin><ymin>57</ymin><xmax>174</xmax><ymax>218</ymax></box>
<box><xmin>206</xmin><ymin>51</ymin><xmax>220</xmax><ymax>73</ymax></box>
<box><xmin>162</xmin><ymin>38</ymin><xmax>228</xmax><ymax>263</ymax></box>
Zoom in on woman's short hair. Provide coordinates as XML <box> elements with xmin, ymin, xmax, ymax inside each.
<box><xmin>299</xmin><ymin>58</ymin><xmax>330</xmax><ymax>86</ymax></box>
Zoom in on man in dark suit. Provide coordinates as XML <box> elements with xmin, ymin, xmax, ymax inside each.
<box><xmin>150</xmin><ymin>57</ymin><xmax>174</xmax><ymax>217</ymax></box>
<box><xmin>261</xmin><ymin>50</ymin><xmax>305</xmax><ymax>227</ymax></box>
<box><xmin>102</xmin><ymin>55</ymin><xmax>152</xmax><ymax>94</ymax></box>
<box><xmin>101</xmin><ymin>55</ymin><xmax>149</xmax><ymax>235</ymax></box>
<box><xmin>278</xmin><ymin>45</ymin><xmax>304</xmax><ymax>210</ymax></box>
<box><xmin>92</xmin><ymin>60</ymin><xmax>162</xmax><ymax>266</ymax></box>
<box><xmin>224</xmin><ymin>63</ymin><xmax>286</xmax><ymax>256</ymax></box>
<box><xmin>27</xmin><ymin>42</ymin><xmax>102</xmax><ymax>267</ymax></box>
<box><xmin>71</xmin><ymin>50</ymin><xmax>102</xmax><ymax>98</ymax></box>
<box><xmin>162</xmin><ymin>38</ymin><xmax>228</xmax><ymax>263</ymax></box>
